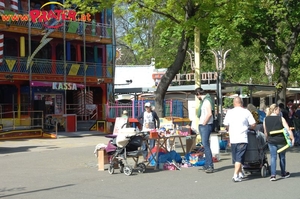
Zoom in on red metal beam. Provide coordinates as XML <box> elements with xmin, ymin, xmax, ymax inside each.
<box><xmin>0</xmin><ymin>73</ymin><xmax>113</xmax><ymax>84</ymax></box>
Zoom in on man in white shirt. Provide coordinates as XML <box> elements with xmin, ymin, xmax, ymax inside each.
<box><xmin>223</xmin><ymin>97</ymin><xmax>256</xmax><ymax>182</ymax></box>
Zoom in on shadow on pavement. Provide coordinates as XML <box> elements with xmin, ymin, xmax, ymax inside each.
<box><xmin>0</xmin><ymin>145</ymin><xmax>59</xmax><ymax>154</ymax></box>
<box><xmin>0</xmin><ymin>184</ymin><xmax>75</xmax><ymax>198</ymax></box>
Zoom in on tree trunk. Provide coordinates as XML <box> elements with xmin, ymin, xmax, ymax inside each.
<box><xmin>154</xmin><ymin>31</ymin><xmax>190</xmax><ymax>117</ymax></box>
<box><xmin>276</xmin><ymin>53</ymin><xmax>291</xmax><ymax>106</ymax></box>
<box><xmin>276</xmin><ymin>55</ymin><xmax>289</xmax><ymax>106</ymax></box>
<box><xmin>259</xmin><ymin>97</ymin><xmax>266</xmax><ymax>110</ymax></box>
<box><xmin>276</xmin><ymin>29</ymin><xmax>299</xmax><ymax>107</ymax></box>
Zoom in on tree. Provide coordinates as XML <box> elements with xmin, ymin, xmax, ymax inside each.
<box><xmin>66</xmin><ymin>0</ymin><xmax>222</xmax><ymax>117</ymax></box>
<box><xmin>229</xmin><ymin>0</ymin><xmax>300</xmax><ymax>105</ymax></box>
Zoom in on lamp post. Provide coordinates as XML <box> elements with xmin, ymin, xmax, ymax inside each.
<box><xmin>265</xmin><ymin>53</ymin><xmax>276</xmax><ymax>85</ymax></box>
<box><xmin>265</xmin><ymin>53</ymin><xmax>276</xmax><ymax>104</ymax></box>
<box><xmin>210</xmin><ymin>49</ymin><xmax>231</xmax><ymax>129</ymax></box>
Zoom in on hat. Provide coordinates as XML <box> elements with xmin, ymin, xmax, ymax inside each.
<box><xmin>144</xmin><ymin>102</ymin><xmax>151</xmax><ymax>107</ymax></box>
<box><xmin>122</xmin><ymin>110</ymin><xmax>128</xmax><ymax>114</ymax></box>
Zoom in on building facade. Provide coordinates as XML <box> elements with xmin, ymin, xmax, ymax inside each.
<box><xmin>0</xmin><ymin>0</ymin><xmax>114</xmax><ymax>131</ymax></box>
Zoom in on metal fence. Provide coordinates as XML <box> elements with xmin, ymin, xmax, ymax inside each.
<box><xmin>1</xmin><ymin>56</ymin><xmax>112</xmax><ymax>77</ymax></box>
<box><xmin>106</xmin><ymin>100</ymin><xmax>186</xmax><ymax>119</ymax></box>
<box><xmin>0</xmin><ymin>110</ymin><xmax>44</xmax><ymax>131</ymax></box>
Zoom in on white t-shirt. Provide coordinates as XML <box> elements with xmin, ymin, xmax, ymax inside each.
<box><xmin>223</xmin><ymin>107</ymin><xmax>256</xmax><ymax>144</ymax></box>
<box><xmin>199</xmin><ymin>99</ymin><xmax>213</xmax><ymax>125</ymax></box>
<box><xmin>142</xmin><ymin>111</ymin><xmax>155</xmax><ymax>131</ymax></box>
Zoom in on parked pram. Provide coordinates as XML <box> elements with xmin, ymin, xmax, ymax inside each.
<box><xmin>243</xmin><ymin>129</ymin><xmax>270</xmax><ymax>177</ymax></box>
<box><xmin>106</xmin><ymin>128</ymin><xmax>146</xmax><ymax>176</ymax></box>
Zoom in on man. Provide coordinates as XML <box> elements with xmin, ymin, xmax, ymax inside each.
<box><xmin>137</xmin><ymin>102</ymin><xmax>160</xmax><ymax>161</ymax></box>
<box><xmin>279</xmin><ymin>103</ymin><xmax>291</xmax><ymax>126</ymax></box>
<box><xmin>195</xmin><ymin>87</ymin><xmax>215</xmax><ymax>173</ymax></box>
<box><xmin>223</xmin><ymin>97</ymin><xmax>256</xmax><ymax>182</ymax></box>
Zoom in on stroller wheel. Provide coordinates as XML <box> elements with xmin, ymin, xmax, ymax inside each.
<box><xmin>123</xmin><ymin>166</ymin><xmax>133</xmax><ymax>176</ymax></box>
<box><xmin>119</xmin><ymin>165</ymin><xmax>124</xmax><ymax>173</ymax></box>
<box><xmin>108</xmin><ymin>165</ymin><xmax>115</xmax><ymax>175</ymax></box>
<box><xmin>137</xmin><ymin>163</ymin><xmax>146</xmax><ymax>173</ymax></box>
<box><xmin>261</xmin><ymin>165</ymin><xmax>267</xmax><ymax>177</ymax></box>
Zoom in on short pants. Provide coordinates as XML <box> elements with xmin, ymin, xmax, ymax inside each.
<box><xmin>231</xmin><ymin>143</ymin><xmax>248</xmax><ymax>164</ymax></box>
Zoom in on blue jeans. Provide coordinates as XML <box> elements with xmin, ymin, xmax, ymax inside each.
<box><xmin>268</xmin><ymin>143</ymin><xmax>286</xmax><ymax>176</ymax></box>
<box><xmin>199</xmin><ymin>124</ymin><xmax>214</xmax><ymax>168</ymax></box>
<box><xmin>141</xmin><ymin>139</ymin><xmax>155</xmax><ymax>160</ymax></box>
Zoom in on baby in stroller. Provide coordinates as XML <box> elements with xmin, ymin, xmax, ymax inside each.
<box><xmin>106</xmin><ymin>128</ymin><xmax>147</xmax><ymax>176</ymax></box>
<box><xmin>242</xmin><ymin>129</ymin><xmax>270</xmax><ymax>177</ymax></box>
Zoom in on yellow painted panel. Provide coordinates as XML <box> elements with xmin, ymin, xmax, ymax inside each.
<box><xmin>69</xmin><ymin>64</ymin><xmax>80</xmax><ymax>75</ymax></box>
<box><xmin>6</xmin><ymin>59</ymin><xmax>16</xmax><ymax>71</ymax></box>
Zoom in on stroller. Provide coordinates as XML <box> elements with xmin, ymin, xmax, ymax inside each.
<box><xmin>243</xmin><ymin>129</ymin><xmax>270</xmax><ymax>177</ymax></box>
<box><xmin>106</xmin><ymin>128</ymin><xmax>146</xmax><ymax>176</ymax></box>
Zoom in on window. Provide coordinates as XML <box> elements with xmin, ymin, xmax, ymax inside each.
<box><xmin>4</xmin><ymin>38</ymin><xmax>17</xmax><ymax>56</ymax></box>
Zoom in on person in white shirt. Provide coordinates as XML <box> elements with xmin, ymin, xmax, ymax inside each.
<box><xmin>137</xmin><ymin>102</ymin><xmax>160</xmax><ymax>161</ymax></box>
<box><xmin>195</xmin><ymin>87</ymin><xmax>215</xmax><ymax>173</ymax></box>
<box><xmin>223</xmin><ymin>97</ymin><xmax>256</xmax><ymax>182</ymax></box>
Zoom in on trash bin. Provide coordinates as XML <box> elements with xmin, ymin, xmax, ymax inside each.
<box><xmin>64</xmin><ymin>114</ymin><xmax>77</xmax><ymax>132</ymax></box>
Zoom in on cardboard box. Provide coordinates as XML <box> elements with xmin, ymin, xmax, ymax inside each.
<box><xmin>186</xmin><ymin>135</ymin><xmax>196</xmax><ymax>153</ymax></box>
<box><xmin>97</xmin><ymin>149</ymin><xmax>109</xmax><ymax>171</ymax></box>
<box><xmin>149</xmin><ymin>131</ymin><xmax>159</xmax><ymax>139</ymax></box>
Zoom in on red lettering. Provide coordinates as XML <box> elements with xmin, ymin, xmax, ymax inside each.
<box><xmin>54</xmin><ymin>10</ymin><xmax>62</xmax><ymax>19</ymax></box>
<box><xmin>86</xmin><ymin>13</ymin><xmax>91</xmax><ymax>22</ymax></box>
<box><xmin>67</xmin><ymin>10</ymin><xmax>76</xmax><ymax>21</ymax></box>
<box><xmin>47</xmin><ymin>10</ymin><xmax>59</xmax><ymax>20</ymax></box>
<box><xmin>1</xmin><ymin>15</ymin><xmax>10</xmax><ymax>21</ymax></box>
<box><xmin>80</xmin><ymin>14</ymin><xmax>86</xmax><ymax>21</ymax></box>
<box><xmin>30</xmin><ymin>10</ymin><xmax>41</xmax><ymax>22</ymax></box>
<box><xmin>11</xmin><ymin>15</ymin><xmax>19</xmax><ymax>21</ymax></box>
<box><xmin>19</xmin><ymin>15</ymin><xmax>29</xmax><ymax>21</ymax></box>
<box><xmin>38</xmin><ymin>11</ymin><xmax>48</xmax><ymax>22</ymax></box>
<box><xmin>61</xmin><ymin>10</ymin><xmax>67</xmax><ymax>20</ymax></box>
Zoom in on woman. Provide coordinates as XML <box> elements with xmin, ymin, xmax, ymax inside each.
<box><xmin>263</xmin><ymin>104</ymin><xmax>295</xmax><ymax>181</ymax></box>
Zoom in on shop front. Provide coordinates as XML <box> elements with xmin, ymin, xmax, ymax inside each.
<box><xmin>30</xmin><ymin>81</ymin><xmax>85</xmax><ymax>131</ymax></box>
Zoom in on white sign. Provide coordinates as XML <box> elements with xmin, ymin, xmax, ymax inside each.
<box><xmin>52</xmin><ymin>82</ymin><xmax>77</xmax><ymax>90</ymax></box>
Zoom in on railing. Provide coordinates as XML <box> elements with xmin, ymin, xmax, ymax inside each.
<box><xmin>1</xmin><ymin>56</ymin><xmax>112</xmax><ymax>78</ymax></box>
<box><xmin>0</xmin><ymin>10</ymin><xmax>112</xmax><ymax>39</ymax></box>
<box><xmin>154</xmin><ymin>72</ymin><xmax>218</xmax><ymax>86</ymax></box>
<box><xmin>106</xmin><ymin>100</ymin><xmax>186</xmax><ymax>119</ymax></box>
<box><xmin>0</xmin><ymin>111</ymin><xmax>44</xmax><ymax>131</ymax></box>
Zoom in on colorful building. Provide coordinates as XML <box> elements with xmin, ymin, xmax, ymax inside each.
<box><xmin>0</xmin><ymin>0</ymin><xmax>115</xmax><ymax>135</ymax></box>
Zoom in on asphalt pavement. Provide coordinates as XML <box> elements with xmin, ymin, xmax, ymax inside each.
<box><xmin>0</xmin><ymin>132</ymin><xmax>300</xmax><ymax>199</ymax></box>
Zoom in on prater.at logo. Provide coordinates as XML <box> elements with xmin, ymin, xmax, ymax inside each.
<box><xmin>1</xmin><ymin>2</ymin><xmax>91</xmax><ymax>29</ymax></box>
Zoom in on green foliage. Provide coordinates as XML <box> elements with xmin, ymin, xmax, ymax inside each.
<box><xmin>66</xmin><ymin>0</ymin><xmax>300</xmax><ymax>106</ymax></box>
<box><xmin>223</xmin><ymin>97</ymin><xmax>233</xmax><ymax>108</ymax></box>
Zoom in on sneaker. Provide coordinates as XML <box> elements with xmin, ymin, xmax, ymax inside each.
<box><xmin>198</xmin><ymin>166</ymin><xmax>208</xmax><ymax>171</ymax></box>
<box><xmin>232</xmin><ymin>176</ymin><xmax>242</xmax><ymax>182</ymax></box>
<box><xmin>238</xmin><ymin>172</ymin><xmax>245</xmax><ymax>179</ymax></box>
<box><xmin>281</xmin><ymin>172</ymin><xmax>290</xmax><ymax>178</ymax></box>
<box><xmin>205</xmin><ymin>167</ymin><xmax>214</xmax><ymax>173</ymax></box>
<box><xmin>270</xmin><ymin>176</ymin><xmax>276</xmax><ymax>181</ymax></box>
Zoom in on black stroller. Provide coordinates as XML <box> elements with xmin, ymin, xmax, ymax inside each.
<box><xmin>106</xmin><ymin>128</ymin><xmax>146</xmax><ymax>176</ymax></box>
<box><xmin>243</xmin><ymin>130</ymin><xmax>270</xmax><ymax>177</ymax></box>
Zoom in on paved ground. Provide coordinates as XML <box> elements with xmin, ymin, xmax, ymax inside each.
<box><xmin>0</xmin><ymin>132</ymin><xmax>300</xmax><ymax>199</ymax></box>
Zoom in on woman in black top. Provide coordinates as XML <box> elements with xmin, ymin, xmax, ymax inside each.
<box><xmin>263</xmin><ymin>104</ymin><xmax>295</xmax><ymax>181</ymax></box>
